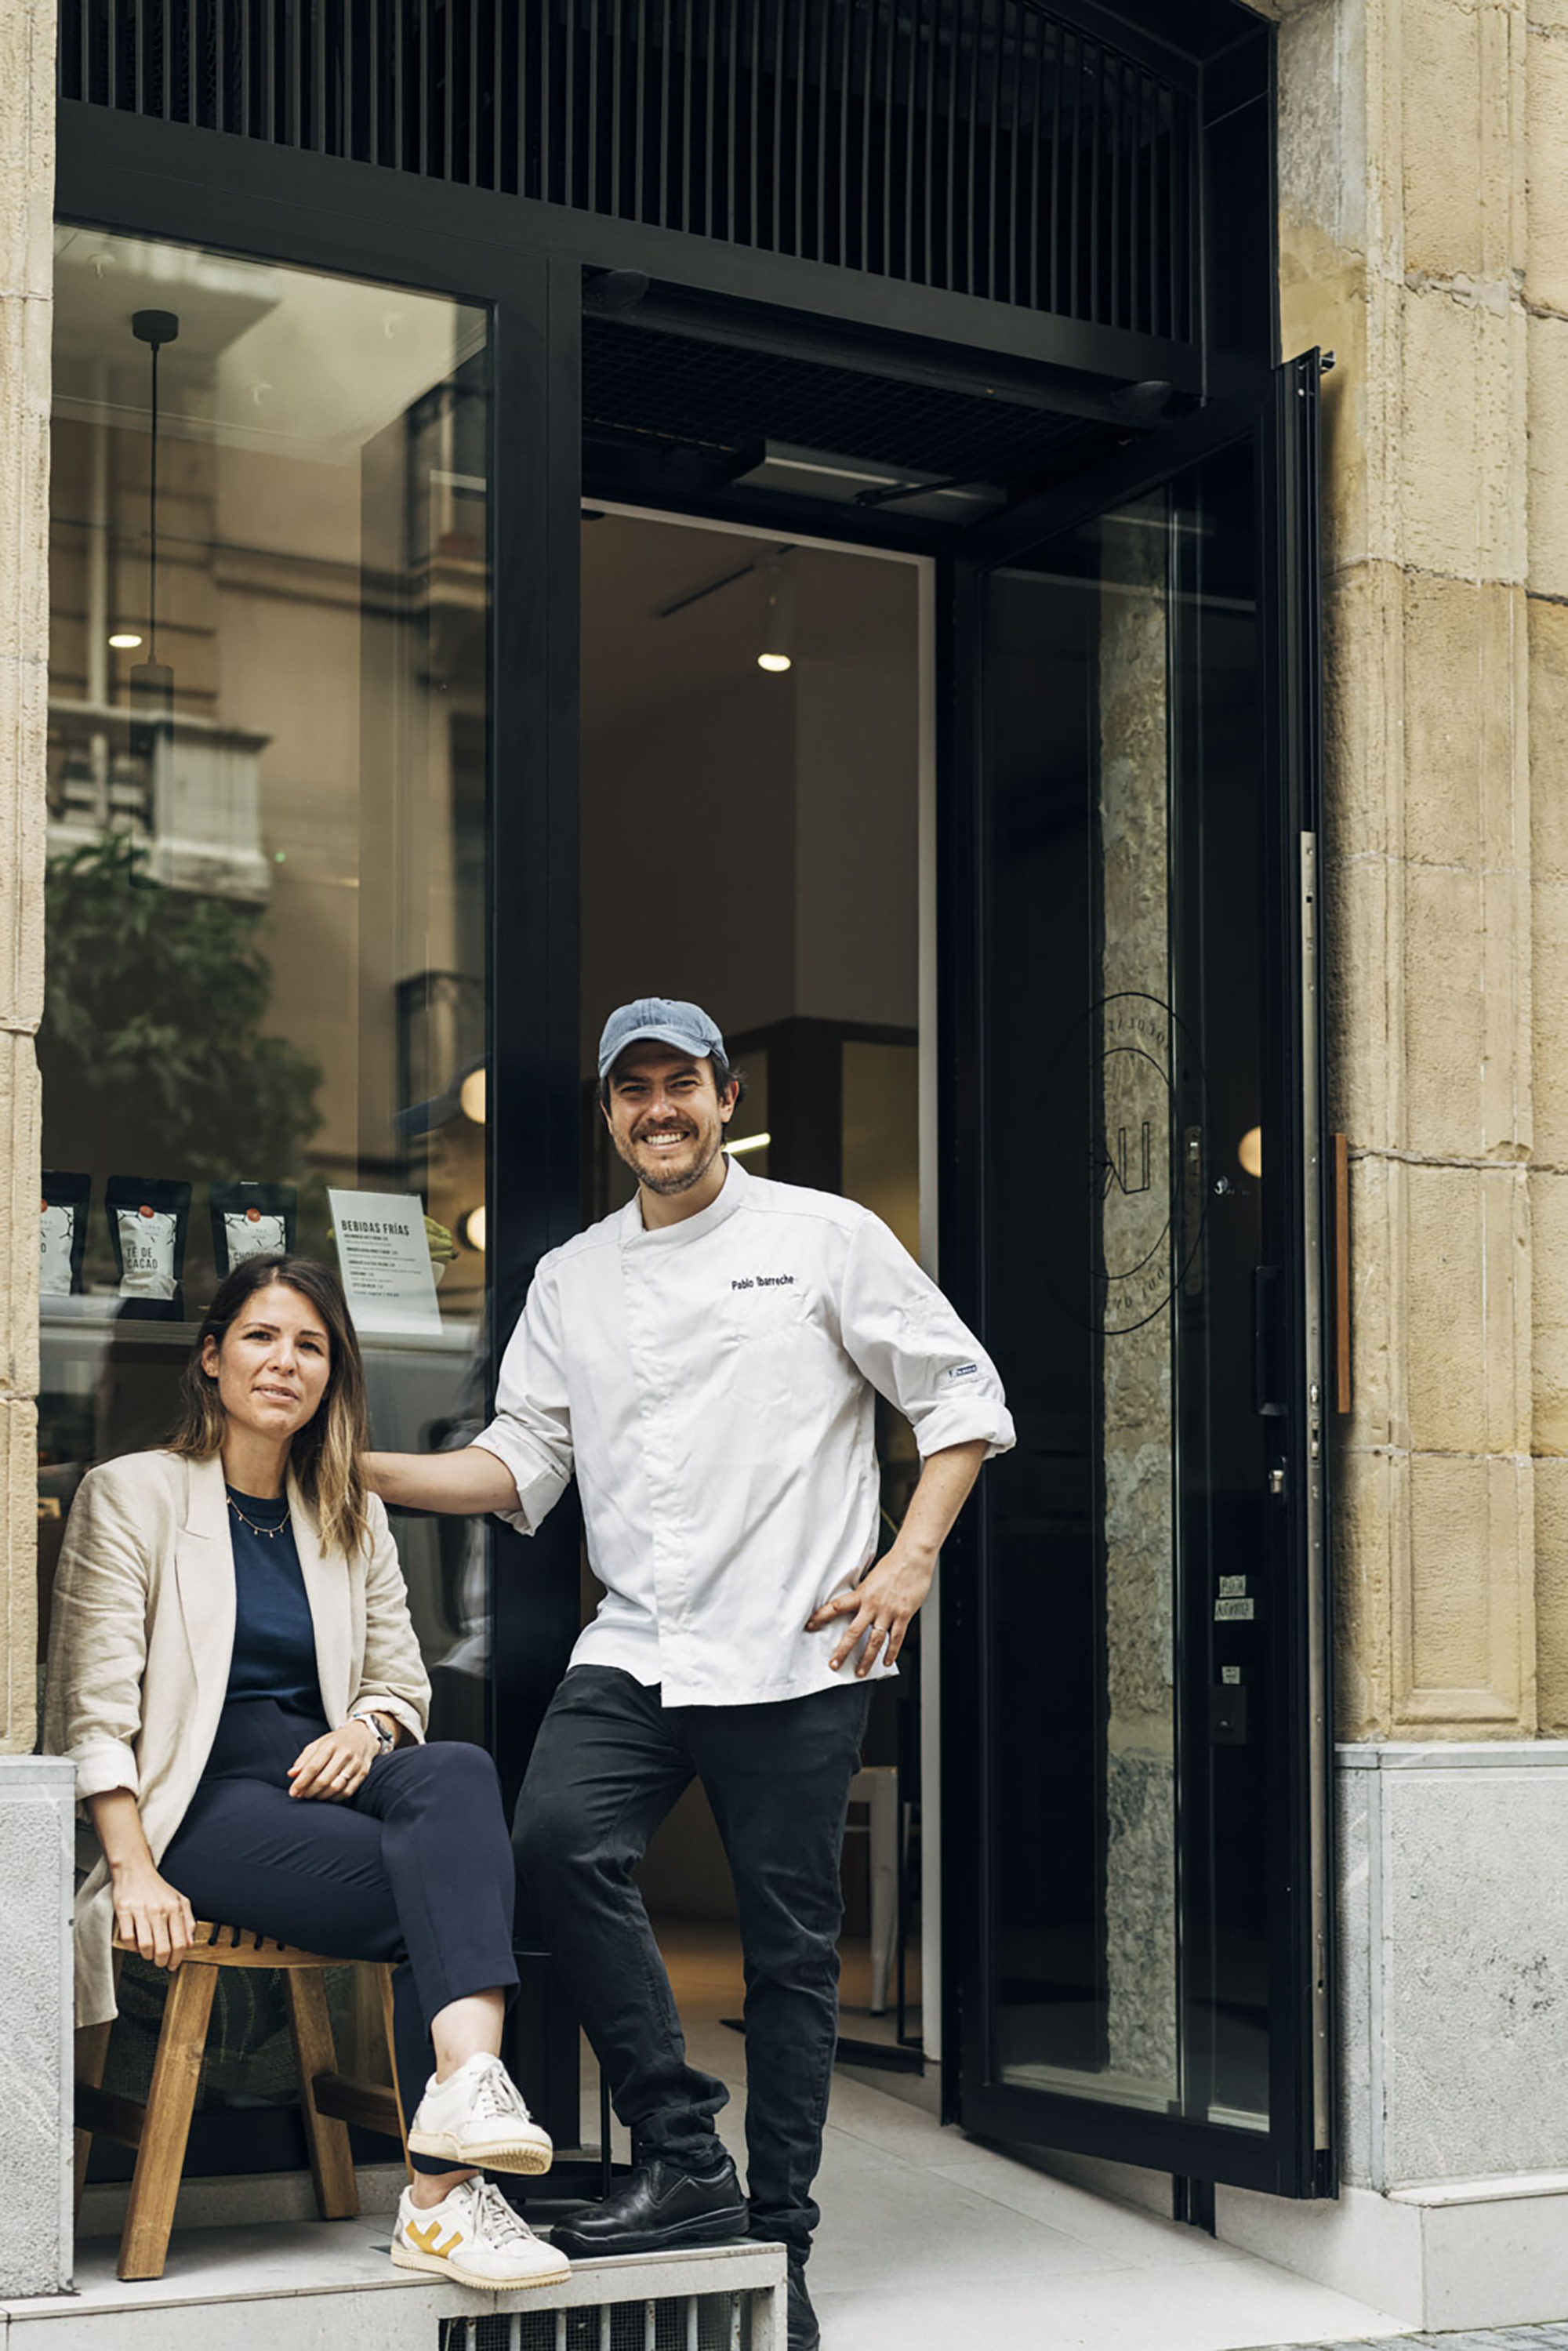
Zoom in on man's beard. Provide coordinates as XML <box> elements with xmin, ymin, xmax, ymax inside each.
<box><xmin>615</xmin><ymin>1125</ymin><xmax>722</xmax><ymax>1196</ymax></box>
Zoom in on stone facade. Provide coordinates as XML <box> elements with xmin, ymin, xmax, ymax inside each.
<box><xmin>0</xmin><ymin>0</ymin><xmax>52</xmax><ymax>1762</ymax></box>
<box><xmin>1272</xmin><ymin>0</ymin><xmax>1560</xmax><ymax>1747</ymax></box>
<box><xmin>0</xmin><ymin>5</ymin><xmax>64</xmax><ymax>2303</ymax></box>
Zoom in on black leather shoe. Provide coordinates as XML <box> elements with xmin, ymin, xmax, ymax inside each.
<box><xmin>786</xmin><ymin>2251</ymin><xmax>821</xmax><ymax>2351</ymax></box>
<box><xmin>550</xmin><ymin>2156</ymin><xmax>751</xmax><ymax>2259</ymax></box>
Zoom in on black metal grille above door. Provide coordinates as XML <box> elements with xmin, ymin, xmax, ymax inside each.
<box><xmin>59</xmin><ymin>1</ymin><xmax>1197</xmax><ymax>342</ymax></box>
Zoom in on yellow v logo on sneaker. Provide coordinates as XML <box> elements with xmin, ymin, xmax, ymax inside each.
<box><xmin>405</xmin><ymin>2219</ymin><xmax>463</xmax><ymax>2258</ymax></box>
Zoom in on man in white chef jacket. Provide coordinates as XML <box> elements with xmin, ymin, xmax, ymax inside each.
<box><xmin>367</xmin><ymin>997</ymin><xmax>1012</xmax><ymax>2351</ymax></box>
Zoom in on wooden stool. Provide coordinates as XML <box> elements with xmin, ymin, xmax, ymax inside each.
<box><xmin>74</xmin><ymin>1922</ymin><xmax>410</xmax><ymax>2281</ymax></box>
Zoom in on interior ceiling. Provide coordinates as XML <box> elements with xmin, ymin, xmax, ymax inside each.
<box><xmin>582</xmin><ymin>314</ymin><xmax>1128</xmax><ymax>518</ymax></box>
<box><xmin>580</xmin><ymin>513</ymin><xmax>916</xmax><ymax>754</ymax></box>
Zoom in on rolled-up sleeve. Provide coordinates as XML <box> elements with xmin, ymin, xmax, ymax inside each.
<box><xmin>351</xmin><ymin>1498</ymin><xmax>432</xmax><ymax>1744</ymax></box>
<box><xmin>838</xmin><ymin>1213</ymin><xmax>1015</xmax><ymax>1460</ymax></box>
<box><xmin>472</xmin><ymin>1261</ymin><xmax>575</xmax><ymax>1533</ymax></box>
<box><xmin>42</xmin><ymin>1471</ymin><xmax>150</xmax><ymax>1801</ymax></box>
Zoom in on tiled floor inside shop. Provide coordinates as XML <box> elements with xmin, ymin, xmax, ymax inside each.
<box><xmin>27</xmin><ymin>1924</ymin><xmax>1563</xmax><ymax>2351</ymax></box>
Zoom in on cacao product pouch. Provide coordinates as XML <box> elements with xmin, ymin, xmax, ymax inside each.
<box><xmin>105</xmin><ymin>1175</ymin><xmax>191</xmax><ymax>1318</ymax></box>
<box><xmin>40</xmin><ymin>1171</ymin><xmax>90</xmax><ymax>1297</ymax></box>
<box><xmin>209</xmin><ymin>1182</ymin><xmax>297</xmax><ymax>1277</ymax></box>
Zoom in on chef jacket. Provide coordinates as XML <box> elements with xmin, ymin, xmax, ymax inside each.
<box><xmin>473</xmin><ymin>1157</ymin><xmax>1014</xmax><ymax>1707</ymax></box>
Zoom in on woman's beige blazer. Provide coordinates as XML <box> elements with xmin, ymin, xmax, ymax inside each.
<box><xmin>42</xmin><ymin>1448</ymin><xmax>431</xmax><ymax>2029</ymax></box>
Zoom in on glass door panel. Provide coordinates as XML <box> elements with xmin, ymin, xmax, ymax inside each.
<box><xmin>949</xmin><ymin>367</ymin><xmax>1330</xmax><ymax>2197</ymax></box>
<box><xmin>984</xmin><ymin>499</ymin><xmax>1189</xmax><ymax>2121</ymax></box>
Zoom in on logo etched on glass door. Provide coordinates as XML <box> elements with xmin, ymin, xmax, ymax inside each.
<box><xmin>1047</xmin><ymin>992</ymin><xmax>1205</xmax><ymax>1337</ymax></box>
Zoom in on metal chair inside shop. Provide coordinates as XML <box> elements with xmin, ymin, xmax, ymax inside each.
<box><xmin>73</xmin><ymin>1921</ymin><xmax>410</xmax><ymax>2281</ymax></box>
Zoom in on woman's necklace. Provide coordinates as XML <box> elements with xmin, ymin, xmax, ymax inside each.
<box><xmin>226</xmin><ymin>1491</ymin><xmax>289</xmax><ymax>1540</ymax></box>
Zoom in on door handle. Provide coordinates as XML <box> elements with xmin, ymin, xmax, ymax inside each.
<box><xmin>1182</xmin><ymin>1127</ymin><xmax>1204</xmax><ymax>1297</ymax></box>
<box><xmin>1254</xmin><ymin>1265</ymin><xmax>1286</xmax><ymax>1417</ymax></box>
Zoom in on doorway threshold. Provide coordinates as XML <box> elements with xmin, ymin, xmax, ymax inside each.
<box><xmin>5</xmin><ymin>2223</ymin><xmax>783</xmax><ymax>2349</ymax></box>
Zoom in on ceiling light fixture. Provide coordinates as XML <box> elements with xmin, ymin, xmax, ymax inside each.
<box><xmin>724</xmin><ymin>1131</ymin><xmax>772</xmax><ymax>1157</ymax></box>
<box><xmin>108</xmin><ymin>633</ymin><xmax>143</xmax><ymax>651</ymax></box>
<box><xmin>757</xmin><ymin>558</ymin><xmax>794</xmax><ymax>674</ymax></box>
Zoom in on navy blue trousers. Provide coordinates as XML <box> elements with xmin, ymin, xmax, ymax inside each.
<box><xmin>161</xmin><ymin>1698</ymin><xmax>519</xmax><ymax>2174</ymax></box>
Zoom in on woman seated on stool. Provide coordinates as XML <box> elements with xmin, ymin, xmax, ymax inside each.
<box><xmin>44</xmin><ymin>1253</ymin><xmax>567</xmax><ymax>2294</ymax></box>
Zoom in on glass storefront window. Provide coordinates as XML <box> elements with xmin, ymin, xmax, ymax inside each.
<box><xmin>40</xmin><ymin>229</ymin><xmax>492</xmax><ymax>2127</ymax></box>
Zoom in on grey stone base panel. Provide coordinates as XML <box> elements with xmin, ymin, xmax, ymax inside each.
<box><xmin>1247</xmin><ymin>2331</ymin><xmax>1568</xmax><ymax>2349</ymax></box>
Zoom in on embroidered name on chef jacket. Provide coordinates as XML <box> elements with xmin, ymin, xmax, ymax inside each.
<box><xmin>731</xmin><ymin>1274</ymin><xmax>797</xmax><ymax>1291</ymax></box>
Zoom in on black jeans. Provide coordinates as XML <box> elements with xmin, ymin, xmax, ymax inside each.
<box><xmin>515</xmin><ymin>1666</ymin><xmax>872</xmax><ymax>2256</ymax></box>
<box><xmin>161</xmin><ymin>1697</ymin><xmax>520</xmax><ymax>2175</ymax></box>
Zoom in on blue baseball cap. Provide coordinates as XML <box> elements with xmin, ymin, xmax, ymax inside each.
<box><xmin>597</xmin><ymin>996</ymin><xmax>726</xmax><ymax>1082</ymax></box>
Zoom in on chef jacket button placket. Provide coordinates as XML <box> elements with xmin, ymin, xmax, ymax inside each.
<box><xmin>627</xmin><ymin>1254</ymin><xmax>688</xmax><ymax>1673</ymax></box>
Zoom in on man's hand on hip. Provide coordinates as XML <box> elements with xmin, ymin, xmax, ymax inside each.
<box><xmin>806</xmin><ymin>1540</ymin><xmax>936</xmax><ymax>1677</ymax></box>
<box><xmin>804</xmin><ymin>1438</ymin><xmax>989</xmax><ymax>1677</ymax></box>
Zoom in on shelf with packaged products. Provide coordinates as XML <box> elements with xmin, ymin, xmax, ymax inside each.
<box><xmin>38</xmin><ymin>1307</ymin><xmax>481</xmax><ymax>1356</ymax></box>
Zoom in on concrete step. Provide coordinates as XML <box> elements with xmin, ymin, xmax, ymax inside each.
<box><xmin>0</xmin><ymin>2219</ymin><xmax>785</xmax><ymax>2351</ymax></box>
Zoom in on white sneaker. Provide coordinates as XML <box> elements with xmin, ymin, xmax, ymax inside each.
<box><xmin>407</xmin><ymin>2052</ymin><xmax>554</xmax><ymax>2175</ymax></box>
<box><xmin>391</xmin><ymin>2176</ymin><xmax>570</xmax><ymax>2291</ymax></box>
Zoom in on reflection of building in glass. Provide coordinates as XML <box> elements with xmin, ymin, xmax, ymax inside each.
<box><xmin>43</xmin><ymin>232</ymin><xmax>488</xmax><ymax>1319</ymax></box>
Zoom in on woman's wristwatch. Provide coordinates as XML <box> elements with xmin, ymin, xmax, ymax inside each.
<box><xmin>349</xmin><ymin>1709</ymin><xmax>397</xmax><ymax>1755</ymax></box>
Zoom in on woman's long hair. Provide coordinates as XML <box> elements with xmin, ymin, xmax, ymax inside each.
<box><xmin>166</xmin><ymin>1254</ymin><xmax>372</xmax><ymax>1558</ymax></box>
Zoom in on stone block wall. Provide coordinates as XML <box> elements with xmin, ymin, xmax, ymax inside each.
<box><xmin>1338</xmin><ymin>1746</ymin><xmax>1568</xmax><ymax>2187</ymax></box>
<box><xmin>1271</xmin><ymin>0</ymin><xmax>1568</xmax><ymax>1744</ymax></box>
<box><xmin>0</xmin><ymin>0</ymin><xmax>52</xmax><ymax>1761</ymax></box>
<box><xmin>0</xmin><ymin>1757</ymin><xmax>75</xmax><ymax>2295</ymax></box>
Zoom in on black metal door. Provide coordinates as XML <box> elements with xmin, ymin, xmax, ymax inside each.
<box><xmin>941</xmin><ymin>357</ymin><xmax>1331</xmax><ymax>2198</ymax></box>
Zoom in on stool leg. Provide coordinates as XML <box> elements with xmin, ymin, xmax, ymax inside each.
<box><xmin>119</xmin><ymin>1962</ymin><xmax>217</xmax><ymax>2281</ymax></box>
<box><xmin>376</xmin><ymin>1965</ymin><xmax>412</xmax><ymax>2181</ymax></box>
<box><xmin>73</xmin><ymin>2022</ymin><xmax>112</xmax><ymax>2224</ymax></box>
<box><xmin>285</xmin><ymin>1970</ymin><xmax>359</xmax><ymax>2220</ymax></box>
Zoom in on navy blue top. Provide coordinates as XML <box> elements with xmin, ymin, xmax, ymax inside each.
<box><xmin>224</xmin><ymin>1486</ymin><xmax>321</xmax><ymax>1716</ymax></box>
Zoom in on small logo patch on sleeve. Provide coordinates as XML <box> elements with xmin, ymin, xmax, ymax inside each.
<box><xmin>945</xmin><ymin>1362</ymin><xmax>980</xmax><ymax>1381</ymax></box>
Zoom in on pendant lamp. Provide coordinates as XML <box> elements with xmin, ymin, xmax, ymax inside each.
<box><xmin>129</xmin><ymin>307</ymin><xmax>179</xmax><ymax>724</ymax></box>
